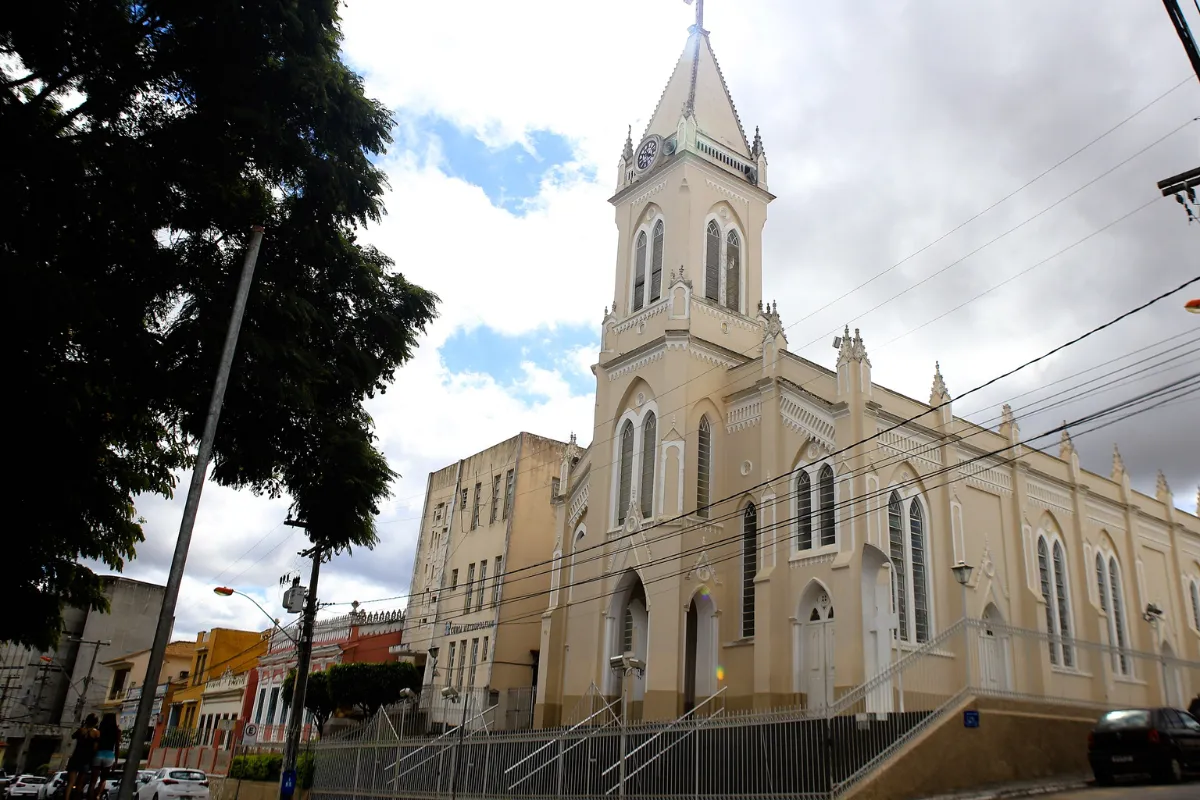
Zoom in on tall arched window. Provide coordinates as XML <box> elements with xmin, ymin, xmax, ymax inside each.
<box><xmin>725</xmin><ymin>229</ymin><xmax>741</xmax><ymax>312</ymax></box>
<box><xmin>618</xmin><ymin>421</ymin><xmax>634</xmax><ymax>524</ymax></box>
<box><xmin>1038</xmin><ymin>537</ymin><xmax>1074</xmax><ymax>667</ymax></box>
<box><xmin>888</xmin><ymin>492</ymin><xmax>908</xmax><ymax>641</ymax></box>
<box><xmin>909</xmin><ymin>499</ymin><xmax>929</xmax><ymax>643</ymax></box>
<box><xmin>704</xmin><ymin>221</ymin><xmax>720</xmax><ymax>301</ymax></box>
<box><xmin>1095</xmin><ymin>553</ymin><xmax>1108</xmax><ymax>612</ymax></box>
<box><xmin>568</xmin><ymin>528</ymin><xmax>585</xmax><ymax>601</ymax></box>
<box><xmin>796</xmin><ymin>471</ymin><xmax>812</xmax><ymax>550</ymax></box>
<box><xmin>632</xmin><ymin>231</ymin><xmax>647</xmax><ymax>312</ymax></box>
<box><xmin>650</xmin><ymin>220</ymin><xmax>664</xmax><ymax>302</ymax></box>
<box><xmin>819</xmin><ymin>465</ymin><xmax>835</xmax><ymax>546</ymax></box>
<box><xmin>640</xmin><ymin>412</ymin><xmax>656</xmax><ymax>517</ymax></box>
<box><xmin>1191</xmin><ymin>579</ymin><xmax>1200</xmax><ymax>631</ymax></box>
<box><xmin>741</xmin><ymin>503</ymin><xmax>757</xmax><ymax>638</ymax></box>
<box><xmin>1107</xmin><ymin>557</ymin><xmax>1129</xmax><ymax>675</ymax></box>
<box><xmin>696</xmin><ymin>416</ymin><xmax>711</xmax><ymax>518</ymax></box>
<box><xmin>623</xmin><ymin>608</ymin><xmax>634</xmax><ymax>654</ymax></box>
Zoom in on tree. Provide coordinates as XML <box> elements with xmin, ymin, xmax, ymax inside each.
<box><xmin>281</xmin><ymin>668</ymin><xmax>336</xmax><ymax>738</ymax></box>
<box><xmin>328</xmin><ymin>661</ymin><xmax>423</xmax><ymax>717</ymax></box>
<box><xmin>2</xmin><ymin>2</ymin><xmax>437</xmax><ymax>649</ymax></box>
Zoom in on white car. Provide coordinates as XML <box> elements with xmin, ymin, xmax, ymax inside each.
<box><xmin>7</xmin><ymin>777</ymin><xmax>47</xmax><ymax>800</ymax></box>
<box><xmin>36</xmin><ymin>773</ymin><xmax>66</xmax><ymax>800</ymax></box>
<box><xmin>134</xmin><ymin>769</ymin><xmax>209</xmax><ymax>800</ymax></box>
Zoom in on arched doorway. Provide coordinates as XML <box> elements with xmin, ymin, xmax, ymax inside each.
<box><xmin>796</xmin><ymin>583</ymin><xmax>836</xmax><ymax>708</ymax></box>
<box><xmin>1160</xmin><ymin>640</ymin><xmax>1184</xmax><ymax>707</ymax></box>
<box><xmin>683</xmin><ymin>588</ymin><xmax>717</xmax><ymax>713</ymax></box>
<box><xmin>605</xmin><ymin>570</ymin><xmax>649</xmax><ymax>707</ymax></box>
<box><xmin>978</xmin><ymin>603</ymin><xmax>1012</xmax><ymax>693</ymax></box>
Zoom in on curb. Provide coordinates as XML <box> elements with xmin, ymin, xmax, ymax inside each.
<box><xmin>923</xmin><ymin>777</ymin><xmax>1091</xmax><ymax>800</ymax></box>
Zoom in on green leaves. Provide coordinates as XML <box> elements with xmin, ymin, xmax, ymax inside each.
<box><xmin>281</xmin><ymin>661</ymin><xmax>422</xmax><ymax>733</ymax></box>
<box><xmin>3</xmin><ymin>1</ymin><xmax>437</xmax><ymax>649</ymax></box>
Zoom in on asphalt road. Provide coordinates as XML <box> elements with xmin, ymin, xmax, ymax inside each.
<box><xmin>1041</xmin><ymin>781</ymin><xmax>1199</xmax><ymax>800</ymax></box>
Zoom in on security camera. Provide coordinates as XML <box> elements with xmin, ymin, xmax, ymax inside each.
<box><xmin>441</xmin><ymin>686</ymin><xmax>459</xmax><ymax>700</ymax></box>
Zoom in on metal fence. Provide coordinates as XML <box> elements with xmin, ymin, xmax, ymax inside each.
<box><xmin>310</xmin><ymin>620</ymin><xmax>1199</xmax><ymax>800</ymax></box>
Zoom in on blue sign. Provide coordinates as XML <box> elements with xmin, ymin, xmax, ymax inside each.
<box><xmin>963</xmin><ymin>710</ymin><xmax>980</xmax><ymax>729</ymax></box>
<box><xmin>281</xmin><ymin>769</ymin><xmax>297</xmax><ymax>798</ymax></box>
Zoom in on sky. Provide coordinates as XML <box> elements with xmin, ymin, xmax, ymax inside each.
<box><xmin>109</xmin><ymin>0</ymin><xmax>1200</xmax><ymax>641</ymax></box>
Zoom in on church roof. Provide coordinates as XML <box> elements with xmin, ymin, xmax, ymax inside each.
<box><xmin>641</xmin><ymin>25</ymin><xmax>751</xmax><ymax>158</ymax></box>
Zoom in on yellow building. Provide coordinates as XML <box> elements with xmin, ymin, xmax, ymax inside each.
<box><xmin>529</xmin><ymin>19</ymin><xmax>1200</xmax><ymax>726</ymax></box>
<box><xmin>98</xmin><ymin>640</ymin><xmax>196</xmax><ymax>736</ymax></box>
<box><xmin>403</xmin><ymin>432</ymin><xmax>570</xmax><ymax>728</ymax></box>
<box><xmin>164</xmin><ymin>628</ymin><xmax>266</xmax><ymax>736</ymax></box>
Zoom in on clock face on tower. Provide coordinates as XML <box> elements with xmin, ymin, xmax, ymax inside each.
<box><xmin>634</xmin><ymin>135</ymin><xmax>661</xmax><ymax>172</ymax></box>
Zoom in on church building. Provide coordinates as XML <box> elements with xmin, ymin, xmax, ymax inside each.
<box><xmin>531</xmin><ymin>13</ymin><xmax>1200</xmax><ymax>726</ymax></box>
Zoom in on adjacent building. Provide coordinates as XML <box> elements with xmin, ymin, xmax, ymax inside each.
<box><xmin>98</xmin><ymin>640</ymin><xmax>196</xmax><ymax>751</ymax></box>
<box><xmin>161</xmin><ymin>628</ymin><xmax>267</xmax><ymax>745</ymax></box>
<box><xmin>402</xmin><ymin>432</ymin><xmax>569</xmax><ymax>728</ymax></box>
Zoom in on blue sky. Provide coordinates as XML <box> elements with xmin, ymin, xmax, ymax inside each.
<box><xmin>440</xmin><ymin>323</ymin><xmax>598</xmax><ymax>397</ymax></box>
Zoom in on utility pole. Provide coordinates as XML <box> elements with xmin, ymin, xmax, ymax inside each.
<box><xmin>16</xmin><ymin>660</ymin><xmax>53</xmax><ymax>773</ymax></box>
<box><xmin>447</xmin><ymin>689</ymin><xmax>472</xmax><ymax>800</ymax></box>
<box><xmin>1161</xmin><ymin>0</ymin><xmax>1200</xmax><ymax>82</ymax></box>
<box><xmin>1156</xmin><ymin>1</ymin><xmax>1200</xmax><ymax>222</ymax></box>
<box><xmin>71</xmin><ymin>639</ymin><xmax>112</xmax><ymax>722</ymax></box>
<box><xmin>279</xmin><ymin>532</ymin><xmax>323</xmax><ymax>800</ymax></box>
<box><xmin>115</xmin><ymin>226</ymin><xmax>266</xmax><ymax>800</ymax></box>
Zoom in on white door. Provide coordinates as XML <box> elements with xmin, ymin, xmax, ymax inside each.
<box><xmin>804</xmin><ymin>599</ymin><xmax>836</xmax><ymax>707</ymax></box>
<box><xmin>978</xmin><ymin>630</ymin><xmax>1010</xmax><ymax>692</ymax></box>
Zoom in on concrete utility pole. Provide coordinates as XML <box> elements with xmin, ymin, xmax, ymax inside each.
<box><xmin>115</xmin><ymin>226</ymin><xmax>266</xmax><ymax>800</ymax></box>
<box><xmin>16</xmin><ymin>660</ymin><xmax>53</xmax><ymax>773</ymax></box>
<box><xmin>71</xmin><ymin>638</ymin><xmax>112</xmax><ymax>722</ymax></box>
<box><xmin>1156</xmin><ymin>2</ymin><xmax>1200</xmax><ymax>222</ymax></box>
<box><xmin>279</xmin><ymin>535</ymin><xmax>323</xmax><ymax>800</ymax></box>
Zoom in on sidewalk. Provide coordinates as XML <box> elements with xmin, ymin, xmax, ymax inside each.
<box><xmin>920</xmin><ymin>774</ymin><xmax>1092</xmax><ymax>800</ymax></box>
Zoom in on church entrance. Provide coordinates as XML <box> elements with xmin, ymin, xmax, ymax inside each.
<box><xmin>683</xmin><ymin>588</ymin><xmax>717</xmax><ymax>714</ymax></box>
<box><xmin>801</xmin><ymin>591</ymin><xmax>836</xmax><ymax>708</ymax></box>
<box><xmin>978</xmin><ymin>603</ymin><xmax>1012</xmax><ymax>693</ymax></box>
<box><xmin>606</xmin><ymin>570</ymin><xmax>648</xmax><ymax>714</ymax></box>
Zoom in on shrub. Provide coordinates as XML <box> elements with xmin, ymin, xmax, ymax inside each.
<box><xmin>229</xmin><ymin>753</ymin><xmax>283</xmax><ymax>782</ymax></box>
<box><xmin>297</xmin><ymin>752</ymin><xmax>316</xmax><ymax>789</ymax></box>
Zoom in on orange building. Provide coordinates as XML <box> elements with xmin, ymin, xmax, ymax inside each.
<box><xmin>162</xmin><ymin>628</ymin><xmax>267</xmax><ymax>740</ymax></box>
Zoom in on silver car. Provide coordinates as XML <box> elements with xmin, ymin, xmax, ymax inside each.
<box><xmin>7</xmin><ymin>777</ymin><xmax>47</xmax><ymax>800</ymax></box>
<box><xmin>36</xmin><ymin>773</ymin><xmax>66</xmax><ymax>800</ymax></box>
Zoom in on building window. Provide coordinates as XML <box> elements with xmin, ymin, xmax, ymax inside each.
<box><xmin>461</xmin><ymin>488</ymin><xmax>468</xmax><ymax>519</ymax></box>
<box><xmin>476</xmin><ymin>560</ymin><xmax>487</xmax><ymax>611</ymax></box>
<box><xmin>266</xmin><ymin>687</ymin><xmax>279</xmax><ymax>725</ymax></box>
<box><xmin>888</xmin><ymin>492</ymin><xmax>908</xmax><ymax>640</ymax></box>
<box><xmin>622</xmin><ymin>608</ymin><xmax>634</xmax><ymax>654</ymax></box>
<box><xmin>457</xmin><ymin>639</ymin><xmax>467</xmax><ymax>688</ymax></box>
<box><xmin>818</xmin><ymin>465</ymin><xmax>835</xmax><ymax>547</ymax></box>
<box><xmin>725</xmin><ymin>229</ymin><xmax>740</xmax><ymax>312</ymax></box>
<box><xmin>795</xmin><ymin>470</ymin><xmax>812</xmax><ymax>550</ymax></box>
<box><xmin>650</xmin><ymin>220</ymin><xmax>664</xmax><ymax>302</ymax></box>
<box><xmin>633</xmin><ymin>230</ymin><xmax>647</xmax><ymax>312</ymax></box>
<box><xmin>640</xmin><ymin>412</ymin><xmax>656</xmax><ymax>517</ymax></box>
<box><xmin>551</xmin><ymin>477</ymin><xmax>560</xmax><ymax>498</ymax></box>
<box><xmin>909</xmin><ymin>499</ymin><xmax>929</xmax><ymax>643</ymax></box>
<box><xmin>434</xmin><ymin>502</ymin><xmax>444</xmax><ymax>524</ymax></box>
<box><xmin>617</xmin><ymin>420</ymin><xmax>634</xmax><ymax>524</ymax></box>
<box><xmin>468</xmin><ymin>638</ymin><xmax>480</xmax><ymax>687</ymax></box>
<box><xmin>451</xmin><ymin>568</ymin><xmax>459</xmax><ymax>592</ymax></box>
<box><xmin>568</xmin><ymin>529</ymin><xmax>585</xmax><ymax>602</ymax></box>
<box><xmin>1191</xmin><ymin>579</ymin><xmax>1200</xmax><ymax>631</ymax></box>
<box><xmin>696</xmin><ymin>416</ymin><xmax>711</xmax><ymax>518</ymax></box>
<box><xmin>887</xmin><ymin>492</ymin><xmax>930</xmax><ymax>644</ymax></box>
<box><xmin>1097</xmin><ymin>554</ymin><xmax>1131</xmax><ymax>676</ymax></box>
<box><xmin>742</xmin><ymin>503</ymin><xmax>757</xmax><ymax>638</ymax></box>
<box><xmin>1095</xmin><ymin>553</ymin><xmax>1108</xmax><ymax>613</ymax></box>
<box><xmin>471</xmin><ymin>482</ymin><xmax>481</xmax><ymax>530</ymax></box>
<box><xmin>193</xmin><ymin>653</ymin><xmax>208</xmax><ymax>686</ymax></box>
<box><xmin>490</xmin><ymin>476</ymin><xmax>501</xmax><ymax>523</ymax></box>
<box><xmin>1037</xmin><ymin>536</ymin><xmax>1074</xmax><ymax>667</ymax></box>
<box><xmin>254</xmin><ymin>688</ymin><xmax>266</xmax><ymax>724</ymax></box>
<box><xmin>704</xmin><ymin>220</ymin><xmax>720</xmax><ymax>302</ymax></box>
<box><xmin>109</xmin><ymin>669</ymin><xmax>130</xmax><ymax>700</ymax></box>
<box><xmin>465</xmin><ymin>563</ymin><xmax>475</xmax><ymax>613</ymax></box>
<box><xmin>503</xmin><ymin>469</ymin><xmax>515</xmax><ymax>520</ymax></box>
<box><xmin>493</xmin><ymin>556</ymin><xmax>503</xmax><ymax>605</ymax></box>
<box><xmin>446</xmin><ymin>642</ymin><xmax>457</xmax><ymax>687</ymax></box>
<box><xmin>481</xmin><ymin>636</ymin><xmax>489</xmax><ymax>666</ymax></box>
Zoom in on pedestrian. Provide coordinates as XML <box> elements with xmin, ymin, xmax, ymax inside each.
<box><xmin>64</xmin><ymin>714</ymin><xmax>99</xmax><ymax>800</ymax></box>
<box><xmin>1189</xmin><ymin>693</ymin><xmax>1200</xmax><ymax>721</ymax></box>
<box><xmin>88</xmin><ymin>713</ymin><xmax>120</xmax><ymax>800</ymax></box>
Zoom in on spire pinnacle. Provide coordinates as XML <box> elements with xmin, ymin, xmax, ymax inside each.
<box><xmin>622</xmin><ymin>125</ymin><xmax>633</xmax><ymax>163</ymax></box>
<box><xmin>1059</xmin><ymin>422</ymin><xmax>1074</xmax><ymax>460</ymax></box>
<box><xmin>931</xmin><ymin>361</ymin><xmax>948</xmax><ymax>399</ymax></box>
<box><xmin>752</xmin><ymin>125</ymin><xmax>764</xmax><ymax>158</ymax></box>
<box><xmin>1156</xmin><ymin>470</ymin><xmax>1171</xmax><ymax>500</ymax></box>
<box><xmin>1111</xmin><ymin>444</ymin><xmax>1125</xmax><ymax>479</ymax></box>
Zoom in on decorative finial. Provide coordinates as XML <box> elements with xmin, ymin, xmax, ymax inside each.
<box><xmin>1156</xmin><ymin>470</ymin><xmax>1171</xmax><ymax>498</ymax></box>
<box><xmin>622</xmin><ymin>125</ymin><xmax>634</xmax><ymax>163</ymax></box>
<box><xmin>1001</xmin><ymin>403</ymin><xmax>1014</xmax><ymax>426</ymax></box>
<box><xmin>1111</xmin><ymin>444</ymin><xmax>1125</xmax><ymax>478</ymax></box>
<box><xmin>1059</xmin><ymin>422</ymin><xmax>1074</xmax><ymax>459</ymax></box>
<box><xmin>569</xmin><ymin>432</ymin><xmax>577</xmax><ymax>445</ymax></box>
<box><xmin>669</xmin><ymin>268</ymin><xmax>676</xmax><ymax>283</ymax></box>
<box><xmin>931</xmin><ymin>361</ymin><xmax>948</xmax><ymax>399</ymax></box>
<box><xmin>752</xmin><ymin>126</ymin><xmax>764</xmax><ymax>158</ymax></box>
<box><xmin>758</xmin><ymin>299</ymin><xmax>763</xmax><ymax>313</ymax></box>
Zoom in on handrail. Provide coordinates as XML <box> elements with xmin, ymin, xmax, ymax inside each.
<box><xmin>616</xmin><ymin>707</ymin><xmax>726</xmax><ymax>788</ymax></box>
<box><xmin>506</xmin><ymin>698</ymin><xmax>624</xmax><ymax>790</ymax></box>
<box><xmin>386</xmin><ymin>701</ymin><xmax>497</xmax><ymax>778</ymax></box>
<box><xmin>600</xmin><ymin>686</ymin><xmax>727</xmax><ymax>777</ymax></box>
<box><xmin>505</xmin><ymin>694</ymin><xmax>622</xmax><ymax>775</ymax></box>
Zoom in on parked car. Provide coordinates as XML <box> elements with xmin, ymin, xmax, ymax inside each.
<box><xmin>134</xmin><ymin>769</ymin><xmax>209</xmax><ymax>800</ymax></box>
<box><xmin>7</xmin><ymin>777</ymin><xmax>47</xmax><ymax>800</ymax></box>
<box><xmin>36</xmin><ymin>774</ymin><xmax>66</xmax><ymax>800</ymax></box>
<box><xmin>1087</xmin><ymin>707</ymin><xmax>1200</xmax><ymax>784</ymax></box>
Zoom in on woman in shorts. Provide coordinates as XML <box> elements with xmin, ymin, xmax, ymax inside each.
<box><xmin>64</xmin><ymin>714</ymin><xmax>99</xmax><ymax>800</ymax></box>
<box><xmin>89</xmin><ymin>714</ymin><xmax>121</xmax><ymax>800</ymax></box>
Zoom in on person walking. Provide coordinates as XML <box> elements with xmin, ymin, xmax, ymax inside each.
<box><xmin>88</xmin><ymin>714</ymin><xmax>120</xmax><ymax>800</ymax></box>
<box><xmin>64</xmin><ymin>714</ymin><xmax>99</xmax><ymax>800</ymax></box>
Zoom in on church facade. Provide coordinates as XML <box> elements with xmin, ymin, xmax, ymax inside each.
<box><xmin>532</xmin><ymin>19</ymin><xmax>1200</xmax><ymax>726</ymax></box>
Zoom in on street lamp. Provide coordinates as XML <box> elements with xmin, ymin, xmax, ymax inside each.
<box><xmin>951</xmin><ymin>562</ymin><xmax>975</xmax><ymax>687</ymax></box>
<box><xmin>1142</xmin><ymin>603</ymin><xmax>1171</xmax><ymax>704</ymax></box>
<box><xmin>608</xmin><ymin>653</ymin><xmax>646</xmax><ymax>800</ymax></box>
<box><xmin>213</xmin><ymin>587</ymin><xmax>297</xmax><ymax>644</ymax></box>
<box><xmin>1186</xmin><ymin>298</ymin><xmax>1199</xmax><ymax>314</ymax></box>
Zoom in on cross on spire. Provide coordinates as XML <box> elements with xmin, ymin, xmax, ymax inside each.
<box><xmin>685</xmin><ymin>0</ymin><xmax>706</xmax><ymax>33</ymax></box>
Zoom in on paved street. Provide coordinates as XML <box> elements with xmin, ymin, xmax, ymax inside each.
<box><xmin>1040</xmin><ymin>782</ymin><xmax>1199</xmax><ymax>800</ymax></box>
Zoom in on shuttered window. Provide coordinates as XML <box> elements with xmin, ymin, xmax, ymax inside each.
<box><xmin>705</xmin><ymin>221</ymin><xmax>720</xmax><ymax>301</ymax></box>
<box><xmin>696</xmin><ymin>416</ymin><xmax>711</xmax><ymax>518</ymax></box>
<box><xmin>640</xmin><ymin>412</ymin><xmax>656</xmax><ymax>517</ymax></box>
<box><xmin>650</xmin><ymin>220</ymin><xmax>664</xmax><ymax>302</ymax></box>
<box><xmin>633</xmin><ymin>231</ymin><xmax>647</xmax><ymax>311</ymax></box>
<box><xmin>725</xmin><ymin>230</ymin><xmax>740</xmax><ymax>312</ymax></box>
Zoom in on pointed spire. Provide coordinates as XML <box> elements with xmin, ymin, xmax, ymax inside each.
<box><xmin>1156</xmin><ymin>470</ymin><xmax>1171</xmax><ymax>502</ymax></box>
<box><xmin>622</xmin><ymin>125</ymin><xmax>634</xmax><ymax>163</ymax></box>
<box><xmin>752</xmin><ymin>126</ymin><xmax>764</xmax><ymax>158</ymax></box>
<box><xmin>1059</xmin><ymin>422</ymin><xmax>1074</xmax><ymax>460</ymax></box>
<box><xmin>1111</xmin><ymin>444</ymin><xmax>1125</xmax><ymax>479</ymax></box>
<box><xmin>931</xmin><ymin>361</ymin><xmax>948</xmax><ymax>399</ymax></box>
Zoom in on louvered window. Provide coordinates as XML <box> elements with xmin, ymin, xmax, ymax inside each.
<box><xmin>650</xmin><ymin>220</ymin><xmax>664</xmax><ymax>302</ymax></box>
<box><xmin>909</xmin><ymin>499</ymin><xmax>929</xmax><ymax>643</ymax></box>
<box><xmin>705</xmin><ymin>221</ymin><xmax>720</xmax><ymax>301</ymax></box>
<box><xmin>889</xmin><ymin>493</ymin><xmax>908</xmax><ymax>641</ymax></box>
<box><xmin>725</xmin><ymin>230</ymin><xmax>740</xmax><ymax>312</ymax></box>
<box><xmin>741</xmin><ymin>503</ymin><xmax>757</xmax><ymax>638</ymax></box>
<box><xmin>796</xmin><ymin>471</ymin><xmax>812</xmax><ymax>550</ymax></box>
<box><xmin>1108</xmin><ymin>557</ymin><xmax>1129</xmax><ymax>675</ymax></box>
<box><xmin>633</xmin><ymin>231</ymin><xmax>647</xmax><ymax>311</ymax></box>
<box><xmin>1052</xmin><ymin>541</ymin><xmax>1074</xmax><ymax>667</ymax></box>
<box><xmin>1095</xmin><ymin>553</ymin><xmax>1108</xmax><ymax>612</ymax></box>
<box><xmin>618</xmin><ymin>420</ymin><xmax>634</xmax><ymax>524</ymax></box>
<box><xmin>1037</xmin><ymin>538</ymin><xmax>1058</xmax><ymax>665</ymax></box>
<box><xmin>696</xmin><ymin>416</ymin><xmax>711</xmax><ymax>518</ymax></box>
<box><xmin>819</xmin><ymin>465</ymin><xmax>835</xmax><ymax>546</ymax></box>
<box><xmin>640</xmin><ymin>412</ymin><xmax>656</xmax><ymax>517</ymax></box>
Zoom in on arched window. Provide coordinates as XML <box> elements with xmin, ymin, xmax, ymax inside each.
<box><xmin>1095</xmin><ymin>553</ymin><xmax>1108</xmax><ymax>612</ymax></box>
<box><xmin>704</xmin><ymin>221</ymin><xmax>720</xmax><ymax>301</ymax></box>
<box><xmin>1107</xmin><ymin>557</ymin><xmax>1129</xmax><ymax>675</ymax></box>
<box><xmin>696</xmin><ymin>416</ymin><xmax>711</xmax><ymax>518</ymax></box>
<box><xmin>1038</xmin><ymin>537</ymin><xmax>1074</xmax><ymax>667</ymax></box>
<box><xmin>632</xmin><ymin>231</ymin><xmax>647</xmax><ymax>312</ymax></box>
<box><xmin>623</xmin><ymin>608</ymin><xmax>634</xmax><ymax>654</ymax></box>
<box><xmin>796</xmin><ymin>471</ymin><xmax>812</xmax><ymax>550</ymax></box>
<box><xmin>640</xmin><ymin>412</ymin><xmax>656</xmax><ymax>517</ymax></box>
<box><xmin>618</xmin><ymin>420</ymin><xmax>634</xmax><ymax>524</ymax></box>
<box><xmin>741</xmin><ymin>503</ymin><xmax>757</xmax><ymax>638</ymax></box>
<box><xmin>888</xmin><ymin>492</ymin><xmax>908</xmax><ymax>641</ymax></box>
<box><xmin>568</xmin><ymin>527</ymin><xmax>585</xmax><ymax>601</ymax></box>
<box><xmin>725</xmin><ymin>229</ymin><xmax>741</xmax><ymax>312</ymax></box>
<box><xmin>909</xmin><ymin>499</ymin><xmax>929</xmax><ymax>643</ymax></box>
<box><xmin>1191</xmin><ymin>579</ymin><xmax>1200</xmax><ymax>631</ymax></box>
<box><xmin>819</xmin><ymin>465</ymin><xmax>835</xmax><ymax>546</ymax></box>
<box><xmin>650</xmin><ymin>220</ymin><xmax>664</xmax><ymax>302</ymax></box>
